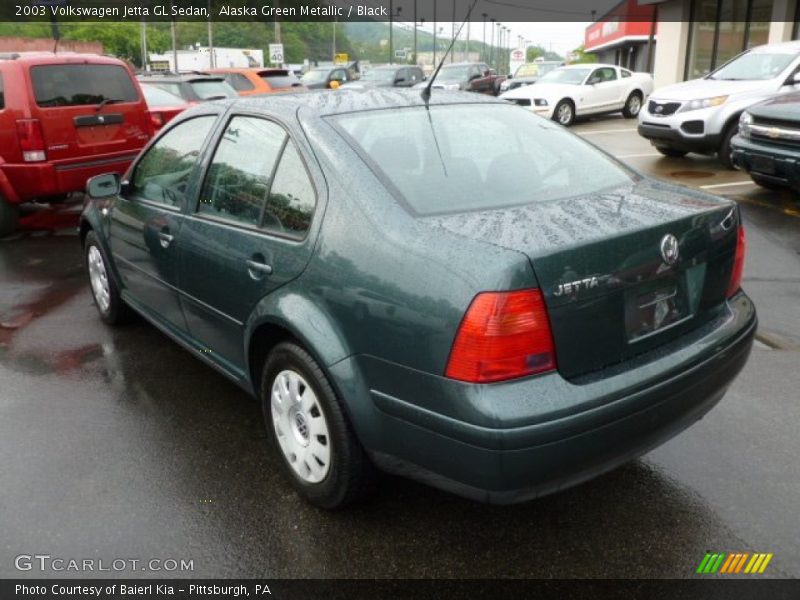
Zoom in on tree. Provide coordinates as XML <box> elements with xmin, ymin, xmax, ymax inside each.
<box><xmin>568</xmin><ymin>45</ymin><xmax>598</xmax><ymax>65</ymax></box>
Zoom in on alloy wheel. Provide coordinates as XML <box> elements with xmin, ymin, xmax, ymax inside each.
<box><xmin>558</xmin><ymin>103</ymin><xmax>573</xmax><ymax>125</ymax></box>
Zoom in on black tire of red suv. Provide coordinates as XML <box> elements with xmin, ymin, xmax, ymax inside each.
<box><xmin>0</xmin><ymin>198</ymin><xmax>19</xmax><ymax>238</ymax></box>
<box><xmin>84</xmin><ymin>230</ymin><xmax>134</xmax><ymax>326</ymax></box>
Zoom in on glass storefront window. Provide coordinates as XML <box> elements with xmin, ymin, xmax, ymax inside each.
<box><xmin>685</xmin><ymin>0</ymin><xmax>773</xmax><ymax>79</ymax></box>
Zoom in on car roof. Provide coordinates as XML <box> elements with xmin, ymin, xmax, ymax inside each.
<box><xmin>138</xmin><ymin>73</ymin><xmax>226</xmax><ymax>82</ymax></box>
<box><xmin>0</xmin><ymin>52</ymin><xmax>128</xmax><ymax>67</ymax></box>
<box><xmin>559</xmin><ymin>63</ymin><xmax>613</xmax><ymax>70</ymax></box>
<box><xmin>750</xmin><ymin>40</ymin><xmax>800</xmax><ymax>54</ymax></box>
<box><xmin>206</xmin><ymin>87</ymin><xmax>502</xmax><ymax>119</ymax></box>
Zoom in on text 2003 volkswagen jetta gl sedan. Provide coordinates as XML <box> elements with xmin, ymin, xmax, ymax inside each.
<box><xmin>80</xmin><ymin>89</ymin><xmax>755</xmax><ymax>508</ymax></box>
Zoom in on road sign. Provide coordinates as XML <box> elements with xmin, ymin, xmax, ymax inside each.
<box><xmin>334</xmin><ymin>53</ymin><xmax>349</xmax><ymax>65</ymax></box>
<box><xmin>395</xmin><ymin>49</ymin><xmax>407</xmax><ymax>59</ymax></box>
<box><xmin>269</xmin><ymin>43</ymin><xmax>284</xmax><ymax>65</ymax></box>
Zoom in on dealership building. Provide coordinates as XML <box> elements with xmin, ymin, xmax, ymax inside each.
<box><xmin>587</xmin><ymin>0</ymin><xmax>800</xmax><ymax>87</ymax></box>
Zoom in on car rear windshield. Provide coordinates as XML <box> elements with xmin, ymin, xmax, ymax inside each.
<box><xmin>333</xmin><ymin>103</ymin><xmax>633</xmax><ymax>216</ymax></box>
<box><xmin>31</xmin><ymin>64</ymin><xmax>138</xmax><ymax>107</ymax></box>
<box><xmin>260</xmin><ymin>72</ymin><xmax>302</xmax><ymax>88</ymax></box>
<box><xmin>141</xmin><ymin>84</ymin><xmax>187</xmax><ymax>108</ymax></box>
<box><xmin>189</xmin><ymin>79</ymin><xmax>237</xmax><ymax>100</ymax></box>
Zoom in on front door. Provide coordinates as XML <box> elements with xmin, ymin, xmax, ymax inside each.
<box><xmin>108</xmin><ymin>115</ymin><xmax>217</xmax><ymax>333</ymax></box>
<box><xmin>177</xmin><ymin>114</ymin><xmax>320</xmax><ymax>373</ymax></box>
<box><xmin>583</xmin><ymin>67</ymin><xmax>622</xmax><ymax>112</ymax></box>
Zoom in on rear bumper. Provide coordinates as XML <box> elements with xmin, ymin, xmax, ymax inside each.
<box><xmin>332</xmin><ymin>294</ymin><xmax>756</xmax><ymax>503</ymax></box>
<box><xmin>731</xmin><ymin>134</ymin><xmax>800</xmax><ymax>189</ymax></box>
<box><xmin>638</xmin><ymin>122</ymin><xmax>721</xmax><ymax>154</ymax></box>
<box><xmin>0</xmin><ymin>152</ymin><xmax>138</xmax><ymax>203</ymax></box>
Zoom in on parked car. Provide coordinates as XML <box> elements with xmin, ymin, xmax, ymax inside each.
<box><xmin>639</xmin><ymin>40</ymin><xmax>800</xmax><ymax>168</ymax></box>
<box><xmin>137</xmin><ymin>72</ymin><xmax>237</xmax><ymax>103</ymax></box>
<box><xmin>501</xmin><ymin>63</ymin><xmax>654</xmax><ymax>126</ymax></box>
<box><xmin>79</xmin><ymin>89</ymin><xmax>754</xmax><ymax>508</ymax></box>
<box><xmin>499</xmin><ymin>60</ymin><xmax>562</xmax><ymax>93</ymax></box>
<box><xmin>0</xmin><ymin>52</ymin><xmax>153</xmax><ymax>236</ymax></box>
<box><xmin>415</xmin><ymin>62</ymin><xmax>506</xmax><ymax>95</ymax></box>
<box><xmin>301</xmin><ymin>66</ymin><xmax>356</xmax><ymax>89</ymax></box>
<box><xmin>731</xmin><ymin>92</ymin><xmax>800</xmax><ymax>191</ymax></box>
<box><xmin>342</xmin><ymin>65</ymin><xmax>425</xmax><ymax>89</ymax></box>
<box><xmin>141</xmin><ymin>84</ymin><xmax>190</xmax><ymax>131</ymax></box>
<box><xmin>210</xmin><ymin>68</ymin><xmax>306</xmax><ymax>95</ymax></box>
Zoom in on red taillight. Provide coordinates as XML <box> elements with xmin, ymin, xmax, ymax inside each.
<box><xmin>726</xmin><ymin>225</ymin><xmax>746</xmax><ymax>298</ymax></box>
<box><xmin>445</xmin><ymin>289</ymin><xmax>556</xmax><ymax>383</ymax></box>
<box><xmin>16</xmin><ymin>119</ymin><xmax>46</xmax><ymax>162</ymax></box>
<box><xmin>150</xmin><ymin>112</ymin><xmax>165</xmax><ymax>129</ymax></box>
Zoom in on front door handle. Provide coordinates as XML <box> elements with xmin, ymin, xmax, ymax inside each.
<box><xmin>158</xmin><ymin>231</ymin><xmax>174</xmax><ymax>249</ymax></box>
<box><xmin>246</xmin><ymin>259</ymin><xmax>273</xmax><ymax>279</ymax></box>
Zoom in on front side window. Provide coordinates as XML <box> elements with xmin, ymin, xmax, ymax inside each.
<box><xmin>131</xmin><ymin>116</ymin><xmax>217</xmax><ymax>208</ymax></box>
<box><xmin>31</xmin><ymin>64</ymin><xmax>138</xmax><ymax>108</ymax></box>
<box><xmin>591</xmin><ymin>67</ymin><xmax>617</xmax><ymax>83</ymax></box>
<box><xmin>334</xmin><ymin>104</ymin><xmax>632</xmax><ymax>216</ymax></box>
<box><xmin>198</xmin><ymin>116</ymin><xmax>286</xmax><ymax>227</ymax></box>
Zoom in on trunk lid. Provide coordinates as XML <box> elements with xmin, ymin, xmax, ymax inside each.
<box><xmin>27</xmin><ymin>61</ymin><xmax>152</xmax><ymax>163</ymax></box>
<box><xmin>425</xmin><ymin>180</ymin><xmax>739</xmax><ymax>379</ymax></box>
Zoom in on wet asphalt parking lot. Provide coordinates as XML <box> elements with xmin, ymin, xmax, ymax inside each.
<box><xmin>1</xmin><ymin>115</ymin><xmax>799</xmax><ymax>579</ymax></box>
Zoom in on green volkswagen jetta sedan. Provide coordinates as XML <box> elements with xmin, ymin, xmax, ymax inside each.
<box><xmin>80</xmin><ymin>89</ymin><xmax>755</xmax><ymax>508</ymax></box>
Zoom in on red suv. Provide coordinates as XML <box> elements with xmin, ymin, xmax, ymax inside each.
<box><xmin>0</xmin><ymin>53</ymin><xmax>153</xmax><ymax>235</ymax></box>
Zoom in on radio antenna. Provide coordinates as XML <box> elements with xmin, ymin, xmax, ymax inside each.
<box><xmin>421</xmin><ymin>0</ymin><xmax>480</xmax><ymax>107</ymax></box>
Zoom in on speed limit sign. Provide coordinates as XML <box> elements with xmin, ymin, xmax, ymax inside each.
<box><xmin>269</xmin><ymin>43</ymin><xmax>284</xmax><ymax>65</ymax></box>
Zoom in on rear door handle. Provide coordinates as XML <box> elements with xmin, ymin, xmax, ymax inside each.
<box><xmin>246</xmin><ymin>259</ymin><xmax>273</xmax><ymax>278</ymax></box>
<box><xmin>158</xmin><ymin>232</ymin><xmax>174</xmax><ymax>249</ymax></box>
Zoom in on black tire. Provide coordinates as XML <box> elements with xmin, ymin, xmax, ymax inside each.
<box><xmin>262</xmin><ymin>341</ymin><xmax>373</xmax><ymax>509</ymax></box>
<box><xmin>553</xmin><ymin>99</ymin><xmax>575</xmax><ymax>127</ymax></box>
<box><xmin>655</xmin><ymin>146</ymin><xmax>688</xmax><ymax>158</ymax></box>
<box><xmin>717</xmin><ymin>122</ymin><xmax>738</xmax><ymax>169</ymax></box>
<box><xmin>84</xmin><ymin>230</ymin><xmax>134</xmax><ymax>325</ymax></box>
<box><xmin>751</xmin><ymin>175</ymin><xmax>784</xmax><ymax>190</ymax></box>
<box><xmin>0</xmin><ymin>198</ymin><xmax>19</xmax><ymax>238</ymax></box>
<box><xmin>622</xmin><ymin>91</ymin><xmax>643</xmax><ymax>118</ymax></box>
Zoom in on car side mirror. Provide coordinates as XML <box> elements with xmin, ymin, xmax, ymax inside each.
<box><xmin>469</xmin><ymin>73</ymin><xmax>481</xmax><ymax>81</ymax></box>
<box><xmin>587</xmin><ymin>78</ymin><xmax>599</xmax><ymax>86</ymax></box>
<box><xmin>791</xmin><ymin>72</ymin><xmax>800</xmax><ymax>85</ymax></box>
<box><xmin>86</xmin><ymin>173</ymin><xmax>121</xmax><ymax>199</ymax></box>
<box><xmin>507</xmin><ymin>74</ymin><xmax>513</xmax><ymax>79</ymax></box>
<box><xmin>395</xmin><ymin>77</ymin><xmax>406</xmax><ymax>84</ymax></box>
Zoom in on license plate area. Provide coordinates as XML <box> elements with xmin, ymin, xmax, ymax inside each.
<box><xmin>750</xmin><ymin>154</ymin><xmax>776</xmax><ymax>175</ymax></box>
<box><xmin>625</xmin><ymin>276</ymin><xmax>691</xmax><ymax>342</ymax></box>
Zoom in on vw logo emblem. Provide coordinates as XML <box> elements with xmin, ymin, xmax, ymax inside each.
<box><xmin>655</xmin><ymin>104</ymin><xmax>663</xmax><ymax>113</ymax></box>
<box><xmin>660</xmin><ymin>234</ymin><xmax>679</xmax><ymax>265</ymax></box>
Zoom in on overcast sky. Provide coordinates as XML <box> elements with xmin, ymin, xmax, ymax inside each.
<box><xmin>403</xmin><ymin>21</ymin><xmax>591</xmax><ymax>57</ymax></box>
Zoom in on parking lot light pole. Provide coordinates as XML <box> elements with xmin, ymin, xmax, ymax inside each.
<box><xmin>413</xmin><ymin>0</ymin><xmax>417</xmax><ymax>65</ymax></box>
<box><xmin>489</xmin><ymin>18</ymin><xmax>495</xmax><ymax>67</ymax></box>
<box><xmin>482</xmin><ymin>13</ymin><xmax>487</xmax><ymax>62</ymax></box>
<box><xmin>433</xmin><ymin>0</ymin><xmax>437</xmax><ymax>66</ymax></box>
<box><xmin>451</xmin><ymin>0</ymin><xmax>456</xmax><ymax>63</ymax></box>
<box><xmin>389</xmin><ymin>0</ymin><xmax>393</xmax><ymax>64</ymax></box>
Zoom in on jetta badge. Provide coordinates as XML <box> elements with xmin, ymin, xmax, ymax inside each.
<box><xmin>660</xmin><ymin>234</ymin><xmax>679</xmax><ymax>265</ymax></box>
<box><xmin>654</xmin><ymin>104</ymin><xmax>663</xmax><ymax>113</ymax></box>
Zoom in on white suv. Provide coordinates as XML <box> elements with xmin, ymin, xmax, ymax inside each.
<box><xmin>638</xmin><ymin>40</ymin><xmax>800</xmax><ymax>167</ymax></box>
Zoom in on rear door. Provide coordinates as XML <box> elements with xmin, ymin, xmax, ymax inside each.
<box><xmin>28</xmin><ymin>62</ymin><xmax>151</xmax><ymax>164</ymax></box>
<box><xmin>108</xmin><ymin>115</ymin><xmax>218</xmax><ymax>333</ymax></box>
<box><xmin>177</xmin><ymin>114</ymin><xmax>320</xmax><ymax>373</ymax></box>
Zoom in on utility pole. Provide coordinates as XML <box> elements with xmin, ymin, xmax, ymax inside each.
<box><xmin>413</xmin><ymin>0</ymin><xmax>417</xmax><ymax>65</ymax></box>
<box><xmin>489</xmin><ymin>18</ymin><xmax>495</xmax><ymax>68</ymax></box>
<box><xmin>171</xmin><ymin>19</ymin><xmax>178</xmax><ymax>72</ymax></box>
<box><xmin>451</xmin><ymin>0</ymin><xmax>456</xmax><ymax>63</ymax></box>
<box><xmin>388</xmin><ymin>0</ymin><xmax>394</xmax><ymax>64</ymax></box>
<box><xmin>274</xmin><ymin>0</ymin><xmax>282</xmax><ymax>48</ymax></box>
<box><xmin>140</xmin><ymin>20</ymin><xmax>148</xmax><ymax>71</ymax></box>
<box><xmin>207</xmin><ymin>0</ymin><xmax>214</xmax><ymax>68</ymax></box>
<box><xmin>481</xmin><ymin>13</ymin><xmax>487</xmax><ymax>62</ymax></box>
<box><xmin>465</xmin><ymin>18</ymin><xmax>470</xmax><ymax>62</ymax></box>
<box><xmin>433</xmin><ymin>0</ymin><xmax>437</xmax><ymax>66</ymax></box>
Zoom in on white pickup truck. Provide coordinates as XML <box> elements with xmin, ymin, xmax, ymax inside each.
<box><xmin>500</xmin><ymin>63</ymin><xmax>654</xmax><ymax>127</ymax></box>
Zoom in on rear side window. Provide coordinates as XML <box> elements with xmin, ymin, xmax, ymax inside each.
<box><xmin>225</xmin><ymin>73</ymin><xmax>254</xmax><ymax>92</ymax></box>
<box><xmin>260</xmin><ymin>72</ymin><xmax>303</xmax><ymax>89</ymax></box>
<box><xmin>198</xmin><ymin>116</ymin><xmax>286</xmax><ymax>227</ymax></box>
<box><xmin>0</xmin><ymin>73</ymin><xmax>4</xmax><ymax>109</ymax></box>
<box><xmin>621</xmin><ymin>69</ymin><xmax>632</xmax><ymax>78</ymax></box>
<box><xmin>31</xmin><ymin>64</ymin><xmax>138</xmax><ymax>108</ymax></box>
<box><xmin>265</xmin><ymin>143</ymin><xmax>316</xmax><ymax>238</ymax></box>
<box><xmin>131</xmin><ymin>116</ymin><xmax>217</xmax><ymax>208</ymax></box>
